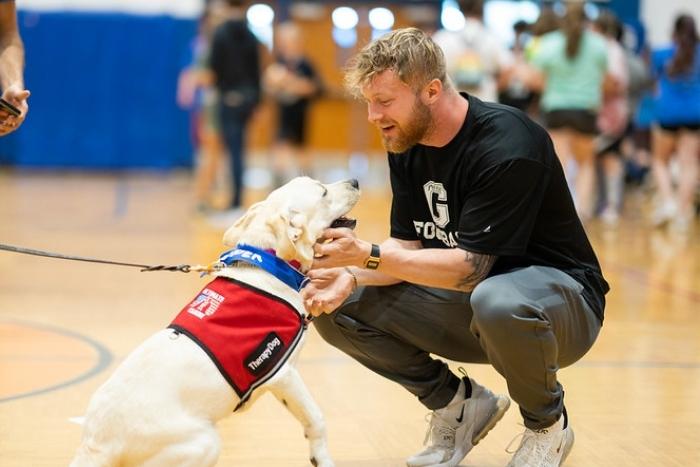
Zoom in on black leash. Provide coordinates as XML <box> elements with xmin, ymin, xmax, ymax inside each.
<box><xmin>1</xmin><ymin>242</ymin><xmax>317</xmax><ymax>323</ymax></box>
<box><xmin>0</xmin><ymin>243</ymin><xmax>202</xmax><ymax>273</ymax></box>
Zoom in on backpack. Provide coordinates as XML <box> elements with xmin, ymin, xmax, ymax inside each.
<box><xmin>450</xmin><ymin>32</ymin><xmax>487</xmax><ymax>90</ymax></box>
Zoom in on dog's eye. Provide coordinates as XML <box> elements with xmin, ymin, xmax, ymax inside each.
<box><xmin>321</xmin><ymin>187</ymin><xmax>328</xmax><ymax>197</ymax></box>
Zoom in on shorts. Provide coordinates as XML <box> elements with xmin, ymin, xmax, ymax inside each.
<box><xmin>278</xmin><ymin>102</ymin><xmax>309</xmax><ymax>145</ymax></box>
<box><xmin>543</xmin><ymin>109</ymin><xmax>598</xmax><ymax>135</ymax></box>
<box><xmin>658</xmin><ymin>122</ymin><xmax>700</xmax><ymax>133</ymax></box>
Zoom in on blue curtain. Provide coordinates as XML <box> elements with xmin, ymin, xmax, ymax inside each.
<box><xmin>0</xmin><ymin>11</ymin><xmax>197</xmax><ymax>169</ymax></box>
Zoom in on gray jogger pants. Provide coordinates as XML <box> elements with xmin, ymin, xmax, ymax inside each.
<box><xmin>312</xmin><ymin>265</ymin><xmax>601</xmax><ymax>429</ymax></box>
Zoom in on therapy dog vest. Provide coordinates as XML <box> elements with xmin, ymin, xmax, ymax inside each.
<box><xmin>169</xmin><ymin>276</ymin><xmax>305</xmax><ymax>410</ymax></box>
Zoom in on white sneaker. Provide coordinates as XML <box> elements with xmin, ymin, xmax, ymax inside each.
<box><xmin>651</xmin><ymin>200</ymin><xmax>677</xmax><ymax>227</ymax></box>
<box><xmin>671</xmin><ymin>208</ymin><xmax>694</xmax><ymax>233</ymax></box>
<box><xmin>506</xmin><ymin>413</ymin><xmax>574</xmax><ymax>467</ymax></box>
<box><xmin>599</xmin><ymin>206</ymin><xmax>620</xmax><ymax>227</ymax></box>
<box><xmin>406</xmin><ymin>375</ymin><xmax>510</xmax><ymax>467</ymax></box>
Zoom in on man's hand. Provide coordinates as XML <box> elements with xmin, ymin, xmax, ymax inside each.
<box><xmin>312</xmin><ymin>228</ymin><xmax>372</xmax><ymax>269</ymax></box>
<box><xmin>301</xmin><ymin>267</ymin><xmax>356</xmax><ymax>317</ymax></box>
<box><xmin>0</xmin><ymin>85</ymin><xmax>30</xmax><ymax>136</ymax></box>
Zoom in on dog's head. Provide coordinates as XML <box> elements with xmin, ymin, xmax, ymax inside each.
<box><xmin>222</xmin><ymin>177</ymin><xmax>360</xmax><ymax>272</ymax></box>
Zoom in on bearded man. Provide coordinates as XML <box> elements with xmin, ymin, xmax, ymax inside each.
<box><xmin>302</xmin><ymin>28</ymin><xmax>609</xmax><ymax>467</ymax></box>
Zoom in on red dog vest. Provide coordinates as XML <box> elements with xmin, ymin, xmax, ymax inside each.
<box><xmin>169</xmin><ymin>277</ymin><xmax>305</xmax><ymax>410</ymax></box>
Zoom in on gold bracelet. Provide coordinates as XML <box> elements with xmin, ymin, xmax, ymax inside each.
<box><xmin>344</xmin><ymin>266</ymin><xmax>358</xmax><ymax>292</ymax></box>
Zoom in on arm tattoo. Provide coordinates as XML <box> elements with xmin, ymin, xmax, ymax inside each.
<box><xmin>456</xmin><ymin>251</ymin><xmax>496</xmax><ymax>291</ymax></box>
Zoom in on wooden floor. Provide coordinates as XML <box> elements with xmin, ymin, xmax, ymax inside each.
<box><xmin>0</xmin><ymin>169</ymin><xmax>699</xmax><ymax>467</ymax></box>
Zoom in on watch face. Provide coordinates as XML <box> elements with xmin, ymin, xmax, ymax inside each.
<box><xmin>366</xmin><ymin>258</ymin><xmax>380</xmax><ymax>269</ymax></box>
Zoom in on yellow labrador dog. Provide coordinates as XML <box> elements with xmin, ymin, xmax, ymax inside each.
<box><xmin>71</xmin><ymin>177</ymin><xmax>359</xmax><ymax>467</ymax></box>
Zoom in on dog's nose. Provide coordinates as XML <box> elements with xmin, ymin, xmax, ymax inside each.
<box><xmin>349</xmin><ymin>178</ymin><xmax>359</xmax><ymax>189</ymax></box>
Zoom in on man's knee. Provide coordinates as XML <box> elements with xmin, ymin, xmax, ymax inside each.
<box><xmin>311</xmin><ymin>298</ymin><xmax>363</xmax><ymax>350</ymax></box>
<box><xmin>470</xmin><ymin>277</ymin><xmax>527</xmax><ymax>331</ymax></box>
<box><xmin>312</xmin><ymin>312</ymin><xmax>344</xmax><ymax>347</ymax></box>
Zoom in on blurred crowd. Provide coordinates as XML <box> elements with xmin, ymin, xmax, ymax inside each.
<box><xmin>177</xmin><ymin>0</ymin><xmax>700</xmax><ymax>234</ymax></box>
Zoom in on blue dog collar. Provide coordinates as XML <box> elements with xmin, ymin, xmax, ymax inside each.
<box><xmin>217</xmin><ymin>244</ymin><xmax>306</xmax><ymax>291</ymax></box>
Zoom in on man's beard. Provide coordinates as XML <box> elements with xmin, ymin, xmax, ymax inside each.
<box><xmin>381</xmin><ymin>98</ymin><xmax>432</xmax><ymax>153</ymax></box>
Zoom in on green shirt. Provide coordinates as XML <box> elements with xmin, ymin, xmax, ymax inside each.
<box><xmin>531</xmin><ymin>30</ymin><xmax>608</xmax><ymax>112</ymax></box>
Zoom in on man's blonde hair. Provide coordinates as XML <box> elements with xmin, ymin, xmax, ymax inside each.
<box><xmin>344</xmin><ymin>27</ymin><xmax>448</xmax><ymax>97</ymax></box>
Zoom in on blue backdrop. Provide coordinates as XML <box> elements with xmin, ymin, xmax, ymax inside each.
<box><xmin>0</xmin><ymin>11</ymin><xmax>197</xmax><ymax>169</ymax></box>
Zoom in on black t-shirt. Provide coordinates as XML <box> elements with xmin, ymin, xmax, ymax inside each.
<box><xmin>274</xmin><ymin>56</ymin><xmax>320</xmax><ymax>109</ymax></box>
<box><xmin>389</xmin><ymin>94</ymin><xmax>609</xmax><ymax>321</ymax></box>
<box><xmin>210</xmin><ymin>19</ymin><xmax>261</xmax><ymax>99</ymax></box>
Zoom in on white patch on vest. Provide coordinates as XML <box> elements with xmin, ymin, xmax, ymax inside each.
<box><xmin>187</xmin><ymin>288</ymin><xmax>225</xmax><ymax>319</ymax></box>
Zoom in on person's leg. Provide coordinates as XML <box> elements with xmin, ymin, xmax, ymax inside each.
<box><xmin>269</xmin><ymin>140</ymin><xmax>291</xmax><ymax>187</ymax></box>
<box><xmin>314</xmin><ymin>282</ymin><xmax>509</xmax><ymax>467</ymax></box>
<box><xmin>674</xmin><ymin>129</ymin><xmax>700</xmax><ymax>229</ymax></box>
<box><xmin>228</xmin><ymin>121</ymin><xmax>245</xmax><ymax>209</ymax></box>
<box><xmin>570</xmin><ymin>132</ymin><xmax>597</xmax><ymax>222</ymax></box>
<box><xmin>218</xmin><ymin>104</ymin><xmax>247</xmax><ymax>210</ymax></box>
<box><xmin>471</xmin><ymin>266</ymin><xmax>600</xmax><ymax>467</ymax></box>
<box><xmin>313</xmin><ymin>282</ymin><xmax>487</xmax><ymax>409</ymax></box>
<box><xmin>548</xmin><ymin>128</ymin><xmax>573</xmax><ymax>184</ymax></box>
<box><xmin>194</xmin><ymin>125</ymin><xmax>224</xmax><ymax>211</ymax></box>
<box><xmin>651</xmin><ymin>126</ymin><xmax>678</xmax><ymax>226</ymax></box>
<box><xmin>469</xmin><ymin>266</ymin><xmax>601</xmax><ymax>430</ymax></box>
<box><xmin>600</xmin><ymin>150</ymin><xmax>624</xmax><ymax>225</ymax></box>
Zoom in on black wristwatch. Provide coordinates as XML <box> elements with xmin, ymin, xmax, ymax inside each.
<box><xmin>364</xmin><ymin>243</ymin><xmax>381</xmax><ymax>270</ymax></box>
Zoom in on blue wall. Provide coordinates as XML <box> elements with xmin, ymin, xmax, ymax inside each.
<box><xmin>607</xmin><ymin>0</ymin><xmax>640</xmax><ymax>23</ymax></box>
<box><xmin>0</xmin><ymin>11</ymin><xmax>197</xmax><ymax>169</ymax></box>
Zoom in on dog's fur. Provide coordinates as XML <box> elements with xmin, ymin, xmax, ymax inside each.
<box><xmin>70</xmin><ymin>177</ymin><xmax>360</xmax><ymax>467</ymax></box>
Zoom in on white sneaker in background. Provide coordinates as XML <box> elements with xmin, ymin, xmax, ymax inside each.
<box><xmin>406</xmin><ymin>375</ymin><xmax>510</xmax><ymax>467</ymax></box>
<box><xmin>651</xmin><ymin>200</ymin><xmax>677</xmax><ymax>227</ymax></box>
<box><xmin>671</xmin><ymin>208</ymin><xmax>695</xmax><ymax>233</ymax></box>
<box><xmin>599</xmin><ymin>206</ymin><xmax>620</xmax><ymax>227</ymax></box>
<box><xmin>506</xmin><ymin>412</ymin><xmax>574</xmax><ymax>467</ymax></box>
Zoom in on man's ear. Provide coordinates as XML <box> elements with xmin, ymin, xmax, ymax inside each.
<box><xmin>222</xmin><ymin>202</ymin><xmax>264</xmax><ymax>246</ymax></box>
<box><xmin>422</xmin><ymin>78</ymin><xmax>442</xmax><ymax>104</ymax></box>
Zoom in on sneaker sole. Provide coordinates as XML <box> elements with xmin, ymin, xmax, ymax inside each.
<box><xmin>560</xmin><ymin>427</ymin><xmax>575</xmax><ymax>465</ymax></box>
<box><xmin>473</xmin><ymin>395</ymin><xmax>510</xmax><ymax>445</ymax></box>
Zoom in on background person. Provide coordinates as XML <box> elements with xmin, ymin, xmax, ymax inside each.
<box><xmin>528</xmin><ymin>3</ymin><xmax>609</xmax><ymax>222</ymax></box>
<box><xmin>432</xmin><ymin>0</ymin><xmax>513</xmax><ymax>102</ymax></box>
<box><xmin>177</xmin><ymin>2</ymin><xmax>228</xmax><ymax>214</ymax></box>
<box><xmin>264</xmin><ymin>21</ymin><xmax>322</xmax><ymax>186</ymax></box>
<box><xmin>649</xmin><ymin>13</ymin><xmax>700</xmax><ymax>231</ymax></box>
<box><xmin>593</xmin><ymin>10</ymin><xmax>630</xmax><ymax>226</ymax></box>
<box><xmin>207</xmin><ymin>0</ymin><xmax>262</xmax><ymax>226</ymax></box>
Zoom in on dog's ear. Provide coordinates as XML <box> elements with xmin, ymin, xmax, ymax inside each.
<box><xmin>266</xmin><ymin>209</ymin><xmax>314</xmax><ymax>268</ymax></box>
<box><xmin>222</xmin><ymin>202</ymin><xmax>265</xmax><ymax>246</ymax></box>
<box><xmin>289</xmin><ymin>211</ymin><xmax>316</xmax><ymax>268</ymax></box>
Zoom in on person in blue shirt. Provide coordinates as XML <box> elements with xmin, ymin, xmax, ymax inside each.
<box><xmin>0</xmin><ymin>0</ymin><xmax>30</xmax><ymax>136</ymax></box>
<box><xmin>650</xmin><ymin>13</ymin><xmax>700</xmax><ymax>231</ymax></box>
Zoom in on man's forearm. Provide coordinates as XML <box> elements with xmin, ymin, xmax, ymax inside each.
<box><xmin>348</xmin><ymin>266</ymin><xmax>402</xmax><ymax>287</ymax></box>
<box><xmin>372</xmin><ymin>245</ymin><xmax>495</xmax><ymax>292</ymax></box>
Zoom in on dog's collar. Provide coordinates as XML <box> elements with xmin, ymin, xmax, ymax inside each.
<box><xmin>217</xmin><ymin>244</ymin><xmax>306</xmax><ymax>292</ymax></box>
